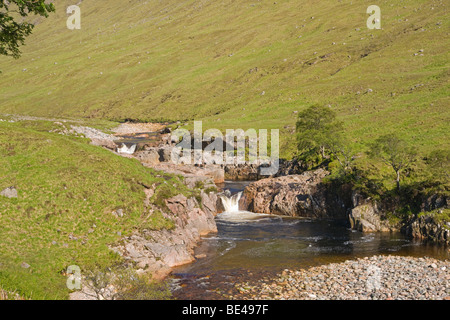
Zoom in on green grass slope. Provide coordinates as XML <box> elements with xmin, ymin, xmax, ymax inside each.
<box><xmin>0</xmin><ymin>120</ymin><xmax>187</xmax><ymax>299</ymax></box>
<box><xmin>0</xmin><ymin>0</ymin><xmax>448</xmax><ymax>158</ymax></box>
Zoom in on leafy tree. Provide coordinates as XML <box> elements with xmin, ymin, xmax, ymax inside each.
<box><xmin>425</xmin><ymin>149</ymin><xmax>450</xmax><ymax>185</ymax></box>
<box><xmin>0</xmin><ymin>0</ymin><xmax>55</xmax><ymax>58</ymax></box>
<box><xmin>368</xmin><ymin>133</ymin><xmax>415</xmax><ymax>191</ymax></box>
<box><xmin>325</xmin><ymin>133</ymin><xmax>356</xmax><ymax>174</ymax></box>
<box><xmin>295</xmin><ymin>104</ymin><xmax>347</xmax><ymax>168</ymax></box>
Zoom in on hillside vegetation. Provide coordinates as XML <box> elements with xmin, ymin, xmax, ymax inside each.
<box><xmin>0</xmin><ymin>119</ymin><xmax>188</xmax><ymax>299</ymax></box>
<box><xmin>0</xmin><ymin>0</ymin><xmax>448</xmax><ymax>300</ymax></box>
<box><xmin>0</xmin><ymin>0</ymin><xmax>448</xmax><ymax>158</ymax></box>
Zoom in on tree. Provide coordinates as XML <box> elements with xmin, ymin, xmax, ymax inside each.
<box><xmin>325</xmin><ymin>133</ymin><xmax>356</xmax><ymax>174</ymax></box>
<box><xmin>425</xmin><ymin>149</ymin><xmax>450</xmax><ymax>185</ymax></box>
<box><xmin>295</xmin><ymin>104</ymin><xmax>344</xmax><ymax>167</ymax></box>
<box><xmin>368</xmin><ymin>133</ymin><xmax>415</xmax><ymax>191</ymax></box>
<box><xmin>0</xmin><ymin>0</ymin><xmax>55</xmax><ymax>59</ymax></box>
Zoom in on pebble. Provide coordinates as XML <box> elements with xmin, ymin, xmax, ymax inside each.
<box><xmin>227</xmin><ymin>256</ymin><xmax>449</xmax><ymax>300</ymax></box>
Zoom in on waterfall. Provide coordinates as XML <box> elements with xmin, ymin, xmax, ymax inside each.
<box><xmin>220</xmin><ymin>191</ymin><xmax>242</xmax><ymax>213</ymax></box>
<box><xmin>117</xmin><ymin>143</ymin><xmax>137</xmax><ymax>154</ymax></box>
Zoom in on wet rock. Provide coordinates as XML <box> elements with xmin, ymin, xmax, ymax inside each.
<box><xmin>349</xmin><ymin>202</ymin><xmax>391</xmax><ymax>232</ymax></box>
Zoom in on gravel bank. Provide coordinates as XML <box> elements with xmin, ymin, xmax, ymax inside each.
<box><xmin>229</xmin><ymin>256</ymin><xmax>449</xmax><ymax>300</ymax></box>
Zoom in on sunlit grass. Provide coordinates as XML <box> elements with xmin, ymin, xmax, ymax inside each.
<box><xmin>0</xmin><ymin>120</ymin><xmax>190</xmax><ymax>299</ymax></box>
<box><xmin>0</xmin><ymin>0</ymin><xmax>447</xmax><ymax>158</ymax></box>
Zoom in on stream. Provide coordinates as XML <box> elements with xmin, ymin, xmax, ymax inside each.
<box><xmin>170</xmin><ymin>183</ymin><xmax>449</xmax><ymax>299</ymax></box>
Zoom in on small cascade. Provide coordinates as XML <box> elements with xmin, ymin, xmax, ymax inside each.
<box><xmin>117</xmin><ymin>143</ymin><xmax>137</xmax><ymax>154</ymax></box>
<box><xmin>220</xmin><ymin>191</ymin><xmax>243</xmax><ymax>213</ymax></box>
<box><xmin>219</xmin><ymin>188</ymin><xmax>268</xmax><ymax>221</ymax></box>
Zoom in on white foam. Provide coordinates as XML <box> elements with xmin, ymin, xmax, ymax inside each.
<box><xmin>217</xmin><ymin>210</ymin><xmax>272</xmax><ymax>222</ymax></box>
<box><xmin>117</xmin><ymin>143</ymin><xmax>137</xmax><ymax>154</ymax></box>
<box><xmin>220</xmin><ymin>191</ymin><xmax>242</xmax><ymax>213</ymax></box>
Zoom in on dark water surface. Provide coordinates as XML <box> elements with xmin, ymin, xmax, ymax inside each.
<box><xmin>170</xmin><ymin>181</ymin><xmax>449</xmax><ymax>299</ymax></box>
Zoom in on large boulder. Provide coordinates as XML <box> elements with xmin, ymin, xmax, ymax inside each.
<box><xmin>421</xmin><ymin>194</ymin><xmax>449</xmax><ymax>212</ymax></box>
<box><xmin>348</xmin><ymin>191</ymin><xmax>397</xmax><ymax>232</ymax></box>
<box><xmin>202</xmin><ymin>167</ymin><xmax>225</xmax><ymax>184</ymax></box>
<box><xmin>0</xmin><ymin>187</ymin><xmax>18</xmax><ymax>198</ymax></box>
<box><xmin>241</xmin><ymin>169</ymin><xmax>349</xmax><ymax>218</ymax></box>
<box><xmin>165</xmin><ymin>194</ymin><xmax>217</xmax><ymax>236</ymax></box>
<box><xmin>349</xmin><ymin>204</ymin><xmax>391</xmax><ymax>232</ymax></box>
<box><xmin>134</xmin><ymin>149</ymin><xmax>160</xmax><ymax>165</ymax></box>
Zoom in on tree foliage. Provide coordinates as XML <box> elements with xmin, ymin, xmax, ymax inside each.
<box><xmin>368</xmin><ymin>133</ymin><xmax>416</xmax><ymax>191</ymax></box>
<box><xmin>0</xmin><ymin>0</ymin><xmax>55</xmax><ymax>58</ymax></box>
<box><xmin>425</xmin><ymin>149</ymin><xmax>450</xmax><ymax>187</ymax></box>
<box><xmin>295</xmin><ymin>104</ymin><xmax>354</xmax><ymax>172</ymax></box>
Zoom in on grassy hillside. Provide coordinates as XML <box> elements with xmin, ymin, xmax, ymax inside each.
<box><xmin>0</xmin><ymin>119</ymin><xmax>188</xmax><ymax>299</ymax></box>
<box><xmin>0</xmin><ymin>0</ymin><xmax>448</xmax><ymax>158</ymax></box>
<box><xmin>0</xmin><ymin>0</ymin><xmax>448</xmax><ymax>299</ymax></box>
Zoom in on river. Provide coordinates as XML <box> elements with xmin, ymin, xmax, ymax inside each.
<box><xmin>170</xmin><ymin>181</ymin><xmax>449</xmax><ymax>299</ymax></box>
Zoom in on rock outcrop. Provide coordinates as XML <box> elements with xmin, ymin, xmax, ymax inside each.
<box><xmin>348</xmin><ymin>191</ymin><xmax>396</xmax><ymax>232</ymax></box>
<box><xmin>151</xmin><ymin>162</ymin><xmax>224</xmax><ymax>186</ymax></box>
<box><xmin>134</xmin><ymin>149</ymin><xmax>160</xmax><ymax>165</ymax></box>
<box><xmin>112</xmin><ymin>191</ymin><xmax>218</xmax><ymax>279</ymax></box>
<box><xmin>223</xmin><ymin>159</ymin><xmax>304</xmax><ymax>181</ymax></box>
<box><xmin>405</xmin><ymin>214</ymin><xmax>450</xmax><ymax>245</ymax></box>
<box><xmin>224</xmin><ymin>164</ymin><xmax>260</xmax><ymax>181</ymax></box>
<box><xmin>349</xmin><ymin>204</ymin><xmax>386</xmax><ymax>232</ymax></box>
<box><xmin>420</xmin><ymin>194</ymin><xmax>449</xmax><ymax>212</ymax></box>
<box><xmin>273</xmin><ymin>158</ymin><xmax>305</xmax><ymax>177</ymax></box>
<box><xmin>241</xmin><ymin>169</ymin><xmax>350</xmax><ymax>218</ymax></box>
<box><xmin>349</xmin><ymin>191</ymin><xmax>449</xmax><ymax>243</ymax></box>
<box><xmin>71</xmin><ymin>125</ymin><xmax>118</xmax><ymax>150</ymax></box>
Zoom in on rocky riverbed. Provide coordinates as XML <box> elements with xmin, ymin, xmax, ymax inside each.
<box><xmin>227</xmin><ymin>256</ymin><xmax>449</xmax><ymax>300</ymax></box>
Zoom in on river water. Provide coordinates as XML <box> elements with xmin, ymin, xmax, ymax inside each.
<box><xmin>170</xmin><ymin>181</ymin><xmax>449</xmax><ymax>299</ymax></box>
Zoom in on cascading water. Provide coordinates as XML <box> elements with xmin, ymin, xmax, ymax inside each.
<box><xmin>220</xmin><ymin>191</ymin><xmax>242</xmax><ymax>213</ymax></box>
<box><xmin>218</xmin><ymin>191</ymin><xmax>267</xmax><ymax>221</ymax></box>
<box><xmin>117</xmin><ymin>143</ymin><xmax>137</xmax><ymax>154</ymax></box>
